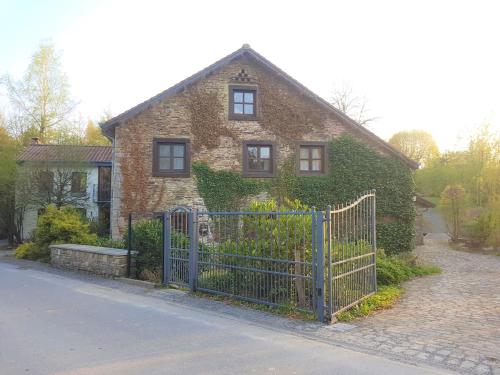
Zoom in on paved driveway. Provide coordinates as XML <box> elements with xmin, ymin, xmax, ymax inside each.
<box><xmin>326</xmin><ymin>234</ymin><xmax>500</xmax><ymax>375</ymax></box>
<box><xmin>1</xmin><ymin>233</ymin><xmax>498</xmax><ymax>375</ymax></box>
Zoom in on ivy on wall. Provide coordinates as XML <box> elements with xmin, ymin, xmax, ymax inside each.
<box><xmin>187</xmin><ymin>88</ymin><xmax>237</xmax><ymax>151</ymax></box>
<box><xmin>192</xmin><ymin>162</ymin><xmax>264</xmax><ymax>211</ymax></box>
<box><xmin>193</xmin><ymin>135</ymin><xmax>416</xmax><ymax>254</ymax></box>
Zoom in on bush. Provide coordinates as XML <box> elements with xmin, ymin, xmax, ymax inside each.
<box><xmin>36</xmin><ymin>205</ymin><xmax>96</xmax><ymax>247</ymax></box>
<box><xmin>337</xmin><ymin>285</ymin><xmax>402</xmax><ymax>321</ymax></box>
<box><xmin>126</xmin><ymin>219</ymin><xmax>163</xmax><ymax>280</ymax></box>
<box><xmin>15</xmin><ymin>205</ymin><xmax>97</xmax><ymax>261</ymax></box>
<box><xmin>92</xmin><ymin>236</ymin><xmax>125</xmax><ymax>249</ymax></box>
<box><xmin>14</xmin><ymin>242</ymin><xmax>48</xmax><ymax>261</ymax></box>
<box><xmin>376</xmin><ymin>252</ymin><xmax>440</xmax><ymax>286</ymax></box>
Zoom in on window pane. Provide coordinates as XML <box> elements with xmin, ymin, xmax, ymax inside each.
<box><xmin>312</xmin><ymin>160</ymin><xmax>322</xmax><ymax>171</ymax></box>
<box><xmin>311</xmin><ymin>147</ymin><xmax>322</xmax><ymax>159</ymax></box>
<box><xmin>260</xmin><ymin>146</ymin><xmax>270</xmax><ymax>159</ymax></box>
<box><xmin>247</xmin><ymin>146</ymin><xmax>257</xmax><ymax>158</ymax></box>
<box><xmin>159</xmin><ymin>157</ymin><xmax>171</xmax><ymax>170</ymax></box>
<box><xmin>234</xmin><ymin>103</ymin><xmax>243</xmax><ymax>114</ymax></box>
<box><xmin>244</xmin><ymin>104</ymin><xmax>254</xmax><ymax>114</ymax></box>
<box><xmin>300</xmin><ymin>160</ymin><xmax>309</xmax><ymax>171</ymax></box>
<box><xmin>159</xmin><ymin>144</ymin><xmax>170</xmax><ymax>157</ymax></box>
<box><xmin>173</xmin><ymin>144</ymin><xmax>185</xmax><ymax>157</ymax></box>
<box><xmin>300</xmin><ymin>147</ymin><xmax>309</xmax><ymax>159</ymax></box>
<box><xmin>234</xmin><ymin>91</ymin><xmax>243</xmax><ymax>103</ymax></box>
<box><xmin>244</xmin><ymin>92</ymin><xmax>254</xmax><ymax>103</ymax></box>
<box><xmin>248</xmin><ymin>159</ymin><xmax>258</xmax><ymax>170</ymax></box>
<box><xmin>173</xmin><ymin>157</ymin><xmax>184</xmax><ymax>170</ymax></box>
<box><xmin>262</xmin><ymin>159</ymin><xmax>271</xmax><ymax>171</ymax></box>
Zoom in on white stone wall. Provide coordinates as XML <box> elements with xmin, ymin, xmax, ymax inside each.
<box><xmin>21</xmin><ymin>166</ymin><xmax>103</xmax><ymax>240</ymax></box>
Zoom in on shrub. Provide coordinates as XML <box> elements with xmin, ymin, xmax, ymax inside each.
<box><xmin>92</xmin><ymin>236</ymin><xmax>125</xmax><ymax>249</ymax></box>
<box><xmin>36</xmin><ymin>205</ymin><xmax>97</xmax><ymax>247</ymax></box>
<box><xmin>376</xmin><ymin>252</ymin><xmax>441</xmax><ymax>286</ymax></box>
<box><xmin>14</xmin><ymin>242</ymin><xmax>48</xmax><ymax>261</ymax></box>
<box><xmin>337</xmin><ymin>285</ymin><xmax>402</xmax><ymax>321</ymax></box>
<box><xmin>15</xmin><ymin>205</ymin><xmax>97</xmax><ymax>261</ymax></box>
<box><xmin>126</xmin><ymin>219</ymin><xmax>163</xmax><ymax>280</ymax></box>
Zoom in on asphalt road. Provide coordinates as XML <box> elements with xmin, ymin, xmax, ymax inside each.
<box><xmin>0</xmin><ymin>260</ymin><xmax>451</xmax><ymax>375</ymax></box>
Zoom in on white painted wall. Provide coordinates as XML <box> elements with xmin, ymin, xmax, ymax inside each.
<box><xmin>21</xmin><ymin>166</ymin><xmax>103</xmax><ymax>240</ymax></box>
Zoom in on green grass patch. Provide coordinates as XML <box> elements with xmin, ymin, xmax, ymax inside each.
<box><xmin>337</xmin><ymin>252</ymin><xmax>441</xmax><ymax>322</ymax></box>
<box><xmin>193</xmin><ymin>291</ymin><xmax>316</xmax><ymax>321</ymax></box>
<box><xmin>337</xmin><ymin>285</ymin><xmax>402</xmax><ymax>321</ymax></box>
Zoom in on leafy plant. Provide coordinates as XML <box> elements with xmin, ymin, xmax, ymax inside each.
<box><xmin>192</xmin><ymin>162</ymin><xmax>264</xmax><ymax>211</ymax></box>
<box><xmin>337</xmin><ymin>285</ymin><xmax>402</xmax><ymax>321</ymax></box>
<box><xmin>14</xmin><ymin>242</ymin><xmax>46</xmax><ymax>261</ymax></box>
<box><xmin>36</xmin><ymin>205</ymin><xmax>96</xmax><ymax>247</ymax></box>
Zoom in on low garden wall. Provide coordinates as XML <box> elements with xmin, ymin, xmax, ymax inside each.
<box><xmin>50</xmin><ymin>244</ymin><xmax>134</xmax><ymax>277</ymax></box>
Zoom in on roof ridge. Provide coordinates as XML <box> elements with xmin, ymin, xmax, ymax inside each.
<box><xmin>28</xmin><ymin>144</ymin><xmax>112</xmax><ymax>148</ymax></box>
<box><xmin>101</xmin><ymin>45</ymin><xmax>418</xmax><ymax>169</ymax></box>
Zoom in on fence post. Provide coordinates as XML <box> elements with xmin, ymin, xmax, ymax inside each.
<box><xmin>315</xmin><ymin>211</ymin><xmax>325</xmax><ymax>322</ymax></box>
<box><xmin>127</xmin><ymin>213</ymin><xmax>132</xmax><ymax>278</ymax></box>
<box><xmin>188</xmin><ymin>209</ymin><xmax>198</xmax><ymax>292</ymax></box>
<box><xmin>326</xmin><ymin>205</ymin><xmax>332</xmax><ymax>320</ymax></box>
<box><xmin>163</xmin><ymin>212</ymin><xmax>171</xmax><ymax>285</ymax></box>
<box><xmin>371</xmin><ymin>190</ymin><xmax>377</xmax><ymax>293</ymax></box>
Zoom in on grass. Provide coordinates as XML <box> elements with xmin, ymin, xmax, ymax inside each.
<box><xmin>337</xmin><ymin>285</ymin><xmax>402</xmax><ymax>321</ymax></box>
<box><xmin>193</xmin><ymin>291</ymin><xmax>316</xmax><ymax>321</ymax></box>
<box><xmin>336</xmin><ymin>253</ymin><xmax>441</xmax><ymax>322</ymax></box>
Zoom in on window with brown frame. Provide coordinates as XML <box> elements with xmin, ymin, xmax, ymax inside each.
<box><xmin>297</xmin><ymin>143</ymin><xmax>327</xmax><ymax>175</ymax></box>
<box><xmin>38</xmin><ymin>171</ymin><xmax>54</xmax><ymax>194</ymax></box>
<box><xmin>229</xmin><ymin>85</ymin><xmax>257</xmax><ymax>120</ymax></box>
<box><xmin>152</xmin><ymin>138</ymin><xmax>190</xmax><ymax>177</ymax></box>
<box><xmin>242</xmin><ymin>141</ymin><xmax>276</xmax><ymax>177</ymax></box>
<box><xmin>71</xmin><ymin>172</ymin><xmax>87</xmax><ymax>195</ymax></box>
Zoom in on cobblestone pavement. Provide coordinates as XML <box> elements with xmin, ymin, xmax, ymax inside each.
<box><xmin>1</xmin><ymin>234</ymin><xmax>499</xmax><ymax>374</ymax></box>
<box><xmin>323</xmin><ymin>233</ymin><xmax>500</xmax><ymax>375</ymax></box>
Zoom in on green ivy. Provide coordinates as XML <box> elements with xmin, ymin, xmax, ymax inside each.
<box><xmin>192</xmin><ymin>135</ymin><xmax>416</xmax><ymax>254</ymax></box>
<box><xmin>192</xmin><ymin>162</ymin><xmax>264</xmax><ymax>211</ymax></box>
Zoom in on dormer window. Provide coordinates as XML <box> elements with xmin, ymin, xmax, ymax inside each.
<box><xmin>229</xmin><ymin>85</ymin><xmax>257</xmax><ymax>120</ymax></box>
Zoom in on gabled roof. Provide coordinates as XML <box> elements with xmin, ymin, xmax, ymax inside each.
<box><xmin>18</xmin><ymin>144</ymin><xmax>112</xmax><ymax>164</ymax></box>
<box><xmin>416</xmin><ymin>195</ymin><xmax>436</xmax><ymax>208</ymax></box>
<box><xmin>101</xmin><ymin>44</ymin><xmax>418</xmax><ymax>169</ymax></box>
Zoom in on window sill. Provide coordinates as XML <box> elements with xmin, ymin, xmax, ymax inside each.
<box><xmin>152</xmin><ymin>171</ymin><xmax>190</xmax><ymax>178</ymax></box>
<box><xmin>229</xmin><ymin>114</ymin><xmax>259</xmax><ymax>121</ymax></box>
<box><xmin>242</xmin><ymin>171</ymin><xmax>276</xmax><ymax>178</ymax></box>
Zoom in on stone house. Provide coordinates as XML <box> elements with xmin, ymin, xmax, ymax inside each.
<box><xmin>17</xmin><ymin>140</ymin><xmax>112</xmax><ymax>239</ymax></box>
<box><xmin>101</xmin><ymin>44</ymin><xmax>418</xmax><ymax>238</ymax></box>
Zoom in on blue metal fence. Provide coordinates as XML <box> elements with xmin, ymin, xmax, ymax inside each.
<box><xmin>128</xmin><ymin>191</ymin><xmax>376</xmax><ymax>322</ymax></box>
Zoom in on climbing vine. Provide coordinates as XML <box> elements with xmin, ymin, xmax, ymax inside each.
<box><xmin>193</xmin><ymin>135</ymin><xmax>416</xmax><ymax>254</ymax></box>
<box><xmin>258</xmin><ymin>77</ymin><xmax>326</xmax><ymax>141</ymax></box>
<box><xmin>187</xmin><ymin>88</ymin><xmax>237</xmax><ymax>151</ymax></box>
<box><xmin>192</xmin><ymin>162</ymin><xmax>264</xmax><ymax>211</ymax></box>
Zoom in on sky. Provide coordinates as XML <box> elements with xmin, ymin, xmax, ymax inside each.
<box><xmin>1</xmin><ymin>0</ymin><xmax>499</xmax><ymax>151</ymax></box>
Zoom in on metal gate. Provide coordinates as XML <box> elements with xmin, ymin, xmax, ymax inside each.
<box><xmin>325</xmin><ymin>190</ymin><xmax>377</xmax><ymax>317</ymax></box>
<box><xmin>154</xmin><ymin>191</ymin><xmax>376</xmax><ymax>322</ymax></box>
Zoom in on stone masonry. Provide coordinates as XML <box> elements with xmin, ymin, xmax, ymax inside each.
<box><xmin>50</xmin><ymin>244</ymin><xmax>134</xmax><ymax>278</ymax></box>
<box><xmin>109</xmin><ymin>53</ymin><xmax>410</xmax><ymax>238</ymax></box>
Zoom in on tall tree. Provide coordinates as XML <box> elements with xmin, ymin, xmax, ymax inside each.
<box><xmin>331</xmin><ymin>84</ymin><xmax>376</xmax><ymax>126</ymax></box>
<box><xmin>85</xmin><ymin>120</ymin><xmax>110</xmax><ymax>145</ymax></box>
<box><xmin>0</xmin><ymin>122</ymin><xmax>20</xmax><ymax>243</ymax></box>
<box><xmin>389</xmin><ymin>130</ymin><xmax>439</xmax><ymax>165</ymax></box>
<box><xmin>2</xmin><ymin>41</ymin><xmax>75</xmax><ymax>143</ymax></box>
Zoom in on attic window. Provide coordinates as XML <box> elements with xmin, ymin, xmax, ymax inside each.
<box><xmin>229</xmin><ymin>85</ymin><xmax>257</xmax><ymax>120</ymax></box>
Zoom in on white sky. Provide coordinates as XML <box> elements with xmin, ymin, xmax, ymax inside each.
<box><xmin>1</xmin><ymin>0</ymin><xmax>499</xmax><ymax>151</ymax></box>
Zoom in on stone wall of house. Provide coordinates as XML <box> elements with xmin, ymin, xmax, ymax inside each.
<box><xmin>110</xmin><ymin>55</ymin><xmax>401</xmax><ymax>238</ymax></box>
<box><xmin>50</xmin><ymin>244</ymin><xmax>134</xmax><ymax>277</ymax></box>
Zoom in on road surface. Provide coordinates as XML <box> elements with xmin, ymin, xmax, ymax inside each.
<box><xmin>0</xmin><ymin>260</ymin><xmax>449</xmax><ymax>375</ymax></box>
